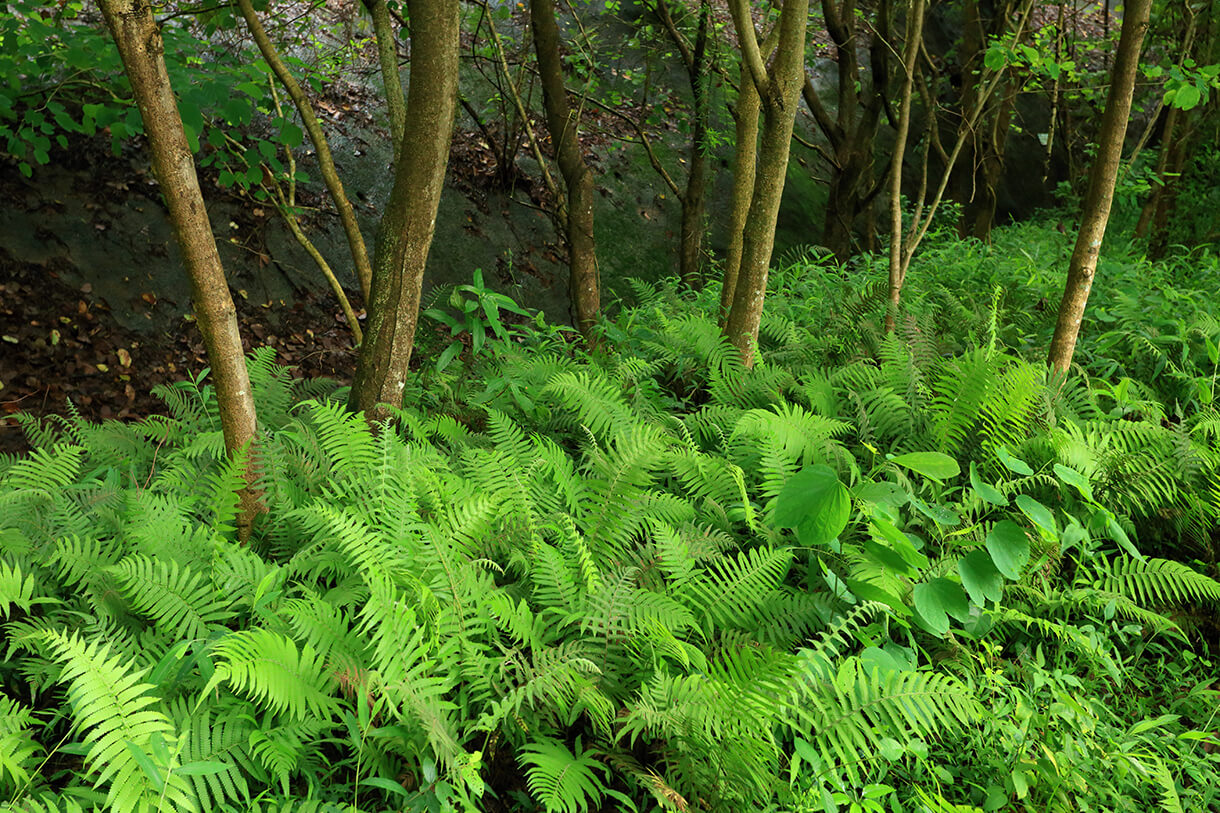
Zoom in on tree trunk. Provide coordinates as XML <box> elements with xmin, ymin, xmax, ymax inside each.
<box><xmin>1047</xmin><ymin>0</ymin><xmax>1152</xmax><ymax>374</ymax></box>
<box><xmin>349</xmin><ymin>0</ymin><xmax>459</xmax><ymax>419</ymax></box>
<box><xmin>722</xmin><ymin>0</ymin><xmax>809</xmax><ymax>366</ymax></box>
<box><xmin>530</xmin><ymin>0</ymin><xmax>600</xmax><ymax>342</ymax></box>
<box><xmin>1134</xmin><ymin>105</ymin><xmax>1179</xmax><ymax>240</ymax></box>
<box><xmin>364</xmin><ymin>0</ymin><xmax>407</xmax><ymax>163</ymax></box>
<box><xmin>884</xmin><ymin>0</ymin><xmax>927</xmax><ymax>333</ymax></box>
<box><xmin>814</xmin><ymin>0</ymin><xmax>888</xmax><ymax>264</ymax></box>
<box><xmin>968</xmin><ymin>82</ymin><xmax>1017</xmax><ymax>240</ymax></box>
<box><xmin>720</xmin><ymin>74</ymin><xmax>761</xmax><ymax>325</ymax></box>
<box><xmin>98</xmin><ymin>0</ymin><xmax>260</xmax><ymax>535</ymax></box>
<box><xmin>236</xmin><ymin>0</ymin><xmax>374</xmax><ymax>302</ymax></box>
<box><xmin>677</xmin><ymin>0</ymin><xmax>711</xmax><ymax>290</ymax></box>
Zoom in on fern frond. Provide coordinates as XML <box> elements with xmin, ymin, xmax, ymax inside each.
<box><xmin>679</xmin><ymin>546</ymin><xmax>793</xmax><ymax>629</ymax></box>
<box><xmin>39</xmin><ymin>630</ymin><xmax>198</xmax><ymax>813</ymax></box>
<box><xmin>110</xmin><ymin>556</ymin><xmax>234</xmax><ymax>641</ymax></box>
<box><xmin>1097</xmin><ymin>558</ymin><xmax>1220</xmax><ymax>608</ymax></box>
<box><xmin>519</xmin><ymin>739</ymin><xmax>605</xmax><ymax>813</ymax></box>
<box><xmin>794</xmin><ymin>666</ymin><xmax>981</xmax><ymax>787</ymax></box>
<box><xmin>209</xmin><ymin>628</ymin><xmax>339</xmax><ymax>722</ymax></box>
<box><xmin>0</xmin><ymin>560</ymin><xmax>36</xmax><ymax>619</ymax></box>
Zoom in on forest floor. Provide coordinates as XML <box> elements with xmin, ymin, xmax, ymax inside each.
<box><xmin>0</xmin><ymin>245</ymin><xmax>360</xmax><ymax>456</ymax></box>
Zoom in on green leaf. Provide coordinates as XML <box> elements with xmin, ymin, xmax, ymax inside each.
<box><xmin>986</xmin><ymin>520</ymin><xmax>1030</xmax><ymax>580</ymax></box>
<box><xmin>996</xmin><ymin>446</ymin><xmax>1034</xmax><ymax>476</ymax></box>
<box><xmin>1105</xmin><ymin>513</ymin><xmax>1144</xmax><ymax>560</ymax></box>
<box><xmin>869</xmin><ymin>516</ymin><xmax>928</xmax><ymax>570</ymax></box>
<box><xmin>958</xmin><ymin>550</ymin><xmax>1004</xmax><ymax>605</ymax></box>
<box><xmin>437</xmin><ymin>341</ymin><xmax>462</xmax><ymax>372</ymax></box>
<box><xmin>1015</xmin><ymin>495</ymin><xmax>1056</xmax><ymax>537</ymax></box>
<box><xmin>1172</xmin><ymin>82</ymin><xmax>1202</xmax><ymax>110</ymax></box>
<box><xmin>175</xmin><ymin>761</ymin><xmax>233</xmax><ymax>776</ymax></box>
<box><xmin>890</xmin><ymin>452</ymin><xmax>960</xmax><ymax>481</ymax></box>
<box><xmin>970</xmin><ymin>462</ymin><xmax>1007</xmax><ymax>506</ymax></box>
<box><xmin>362</xmin><ymin>776</ymin><xmax>410</xmax><ymax>797</ymax></box>
<box><xmin>1053</xmin><ymin>464</ymin><xmax>1093</xmax><ymax>500</ymax></box>
<box><xmin>852</xmin><ymin>480</ymin><xmax>910</xmax><ymax>507</ymax></box>
<box><xmin>984</xmin><ymin>44</ymin><xmax>1007</xmax><ymax>70</ymax></box>
<box><xmin>774</xmin><ymin>465</ymin><xmax>851</xmax><ymax>547</ymax></box>
<box><xmin>909</xmin><ymin>496</ymin><xmax>961</xmax><ymax>526</ymax></box>
<box><xmin>279</xmin><ymin>122</ymin><xmax>303</xmax><ymax>148</ymax></box>
<box><xmin>124</xmin><ymin>741</ymin><xmax>164</xmax><ymax>791</ymax></box>
<box><xmin>915</xmin><ymin>578</ymin><xmax>970</xmax><ymax>636</ymax></box>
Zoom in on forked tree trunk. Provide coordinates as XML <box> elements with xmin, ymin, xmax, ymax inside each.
<box><xmin>349</xmin><ymin>0</ymin><xmax>460</xmax><ymax>418</ymax></box>
<box><xmin>812</xmin><ymin>0</ymin><xmax>889</xmax><ymax>264</ymax></box>
<box><xmin>531</xmin><ymin>0</ymin><xmax>600</xmax><ymax>342</ymax></box>
<box><xmin>236</xmin><ymin>0</ymin><xmax>374</xmax><ymax>302</ymax></box>
<box><xmin>719</xmin><ymin>70</ymin><xmax>761</xmax><ymax>324</ymax></box>
<box><xmin>1047</xmin><ymin>0</ymin><xmax>1152</xmax><ymax>374</ymax></box>
<box><xmin>98</xmin><ymin>0</ymin><xmax>260</xmax><ymax>535</ymax></box>
<box><xmin>722</xmin><ymin>0</ymin><xmax>809</xmax><ymax>366</ymax></box>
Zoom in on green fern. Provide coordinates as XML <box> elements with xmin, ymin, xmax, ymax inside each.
<box><xmin>207</xmin><ymin>628</ymin><xmax>339</xmax><ymax>722</ymax></box>
<box><xmin>110</xmin><ymin>556</ymin><xmax>234</xmax><ymax>641</ymax></box>
<box><xmin>519</xmin><ymin>739</ymin><xmax>606</xmax><ymax>813</ymax></box>
<box><xmin>38</xmin><ymin>630</ymin><xmax>198</xmax><ymax>813</ymax></box>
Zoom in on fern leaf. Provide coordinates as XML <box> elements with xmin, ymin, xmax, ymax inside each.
<box><xmin>519</xmin><ymin>739</ymin><xmax>605</xmax><ymax>813</ymax></box>
<box><xmin>40</xmin><ymin>630</ymin><xmax>197</xmax><ymax>813</ymax></box>
<box><xmin>111</xmin><ymin>556</ymin><xmax>234</xmax><ymax>641</ymax></box>
<box><xmin>0</xmin><ymin>560</ymin><xmax>36</xmax><ymax>619</ymax></box>
<box><xmin>208</xmin><ymin>629</ymin><xmax>339</xmax><ymax>722</ymax></box>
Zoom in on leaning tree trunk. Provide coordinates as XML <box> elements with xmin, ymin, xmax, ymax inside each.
<box><xmin>530</xmin><ymin>0</ymin><xmax>600</xmax><ymax>342</ymax></box>
<box><xmin>1047</xmin><ymin>0</ymin><xmax>1152</xmax><ymax>374</ymax></box>
<box><xmin>349</xmin><ymin>0</ymin><xmax>459</xmax><ymax>419</ymax></box>
<box><xmin>722</xmin><ymin>0</ymin><xmax>809</xmax><ymax>366</ymax></box>
<box><xmin>236</xmin><ymin>0</ymin><xmax>374</xmax><ymax>302</ymax></box>
<box><xmin>98</xmin><ymin>0</ymin><xmax>260</xmax><ymax>534</ymax></box>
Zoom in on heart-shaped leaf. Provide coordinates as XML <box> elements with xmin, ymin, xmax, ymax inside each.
<box><xmin>958</xmin><ymin>549</ymin><xmax>1004</xmax><ymax>605</ymax></box>
<box><xmin>986</xmin><ymin>520</ymin><xmax>1031</xmax><ymax>579</ymax></box>
<box><xmin>775</xmin><ymin>465</ymin><xmax>851</xmax><ymax>547</ymax></box>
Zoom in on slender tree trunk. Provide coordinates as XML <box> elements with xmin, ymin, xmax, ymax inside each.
<box><xmin>969</xmin><ymin>82</ymin><xmax>1017</xmax><ymax>240</ymax></box>
<box><xmin>723</xmin><ymin>0</ymin><xmax>809</xmax><ymax>366</ymax></box>
<box><xmin>885</xmin><ymin>0</ymin><xmax>927</xmax><ymax>333</ymax></box>
<box><xmin>1134</xmin><ymin>105</ymin><xmax>1179</xmax><ymax>240</ymax></box>
<box><xmin>648</xmin><ymin>0</ymin><xmax>712</xmax><ymax>291</ymax></box>
<box><xmin>349</xmin><ymin>0</ymin><xmax>459</xmax><ymax>418</ymax></box>
<box><xmin>678</xmin><ymin>0</ymin><xmax>710</xmax><ymax>290</ymax></box>
<box><xmin>1047</xmin><ymin>0</ymin><xmax>1152</xmax><ymax>374</ymax></box>
<box><xmin>530</xmin><ymin>0</ymin><xmax>600</xmax><ymax>342</ymax></box>
<box><xmin>98</xmin><ymin>0</ymin><xmax>260</xmax><ymax>534</ymax></box>
<box><xmin>236</xmin><ymin>0</ymin><xmax>374</xmax><ymax>302</ymax></box>
<box><xmin>364</xmin><ymin>0</ymin><xmax>407</xmax><ymax>163</ymax></box>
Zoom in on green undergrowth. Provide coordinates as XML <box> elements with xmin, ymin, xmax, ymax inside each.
<box><xmin>3</xmin><ymin>220</ymin><xmax>1220</xmax><ymax>813</ymax></box>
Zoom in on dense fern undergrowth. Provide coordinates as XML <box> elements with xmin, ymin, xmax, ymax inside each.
<box><xmin>3</xmin><ymin>220</ymin><xmax>1220</xmax><ymax>813</ymax></box>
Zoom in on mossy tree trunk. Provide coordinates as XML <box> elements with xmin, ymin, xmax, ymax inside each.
<box><xmin>530</xmin><ymin>0</ymin><xmax>600</xmax><ymax>342</ymax></box>
<box><xmin>810</xmin><ymin>0</ymin><xmax>890</xmax><ymax>263</ymax></box>
<box><xmin>1047</xmin><ymin>0</ymin><xmax>1152</xmax><ymax>374</ymax></box>
<box><xmin>349</xmin><ymin>0</ymin><xmax>460</xmax><ymax>419</ymax></box>
<box><xmin>98</xmin><ymin>0</ymin><xmax>260</xmax><ymax>535</ymax></box>
<box><xmin>722</xmin><ymin>0</ymin><xmax>809</xmax><ymax>366</ymax></box>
